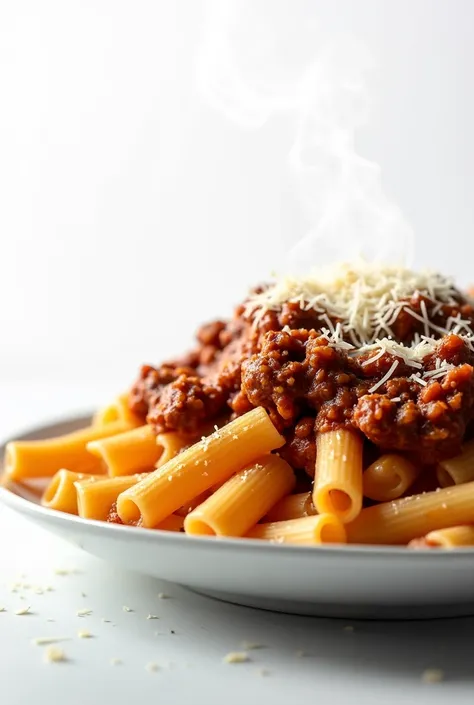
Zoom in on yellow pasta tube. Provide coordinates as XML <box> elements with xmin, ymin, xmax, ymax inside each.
<box><xmin>75</xmin><ymin>474</ymin><xmax>149</xmax><ymax>521</ymax></box>
<box><xmin>41</xmin><ymin>470</ymin><xmax>98</xmax><ymax>514</ymax></box>
<box><xmin>92</xmin><ymin>403</ymin><xmax>120</xmax><ymax>426</ymax></box>
<box><xmin>264</xmin><ymin>491</ymin><xmax>317</xmax><ymax>522</ymax></box>
<box><xmin>422</xmin><ymin>525</ymin><xmax>474</xmax><ymax>548</ymax></box>
<box><xmin>117</xmin><ymin>406</ymin><xmax>285</xmax><ymax>528</ymax></box>
<box><xmin>313</xmin><ymin>429</ymin><xmax>363</xmax><ymax>523</ymax></box>
<box><xmin>363</xmin><ymin>454</ymin><xmax>419</xmax><ymax>502</ymax></box>
<box><xmin>184</xmin><ymin>455</ymin><xmax>295</xmax><ymax>537</ymax></box>
<box><xmin>347</xmin><ymin>480</ymin><xmax>474</xmax><ymax>545</ymax></box>
<box><xmin>115</xmin><ymin>393</ymin><xmax>144</xmax><ymax>427</ymax></box>
<box><xmin>246</xmin><ymin>514</ymin><xmax>346</xmax><ymax>545</ymax></box>
<box><xmin>157</xmin><ymin>514</ymin><xmax>184</xmax><ymax>532</ymax></box>
<box><xmin>437</xmin><ymin>440</ymin><xmax>474</xmax><ymax>487</ymax></box>
<box><xmin>4</xmin><ymin>421</ymin><xmax>132</xmax><ymax>481</ymax></box>
<box><xmin>156</xmin><ymin>432</ymin><xmax>194</xmax><ymax>467</ymax></box>
<box><xmin>87</xmin><ymin>425</ymin><xmax>162</xmax><ymax>477</ymax></box>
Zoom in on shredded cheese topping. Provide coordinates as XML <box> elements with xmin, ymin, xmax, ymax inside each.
<box><xmin>245</xmin><ymin>262</ymin><xmax>474</xmax><ymax>390</ymax></box>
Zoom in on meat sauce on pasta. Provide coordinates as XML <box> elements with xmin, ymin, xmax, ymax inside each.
<box><xmin>6</xmin><ymin>263</ymin><xmax>474</xmax><ymax>548</ymax></box>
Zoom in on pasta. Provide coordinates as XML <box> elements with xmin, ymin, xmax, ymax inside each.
<box><xmin>246</xmin><ymin>514</ymin><xmax>347</xmax><ymax>545</ymax></box>
<box><xmin>87</xmin><ymin>425</ymin><xmax>163</xmax><ymax>476</ymax></box>
<box><xmin>117</xmin><ymin>407</ymin><xmax>285</xmax><ymax>528</ymax></box>
<box><xmin>6</xmin><ymin>262</ymin><xmax>474</xmax><ymax>550</ymax></box>
<box><xmin>436</xmin><ymin>440</ymin><xmax>474</xmax><ymax>487</ymax></box>
<box><xmin>363</xmin><ymin>454</ymin><xmax>418</xmax><ymax>502</ymax></box>
<box><xmin>75</xmin><ymin>474</ymin><xmax>149</xmax><ymax>521</ymax></box>
<box><xmin>313</xmin><ymin>430</ymin><xmax>363</xmax><ymax>523</ymax></box>
<box><xmin>42</xmin><ymin>470</ymin><xmax>97</xmax><ymax>514</ymax></box>
<box><xmin>184</xmin><ymin>454</ymin><xmax>295</xmax><ymax>536</ymax></box>
<box><xmin>415</xmin><ymin>525</ymin><xmax>474</xmax><ymax>548</ymax></box>
<box><xmin>264</xmin><ymin>492</ymin><xmax>316</xmax><ymax>522</ymax></box>
<box><xmin>5</xmin><ymin>421</ymin><xmax>131</xmax><ymax>481</ymax></box>
<box><xmin>346</xmin><ymin>481</ymin><xmax>474</xmax><ymax>545</ymax></box>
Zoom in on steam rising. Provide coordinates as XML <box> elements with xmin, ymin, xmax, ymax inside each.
<box><xmin>196</xmin><ymin>0</ymin><xmax>414</xmax><ymax>272</ymax></box>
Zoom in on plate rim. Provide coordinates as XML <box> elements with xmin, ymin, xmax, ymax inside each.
<box><xmin>2</xmin><ymin>411</ymin><xmax>474</xmax><ymax>560</ymax></box>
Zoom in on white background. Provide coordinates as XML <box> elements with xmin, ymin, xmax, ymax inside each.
<box><xmin>1</xmin><ymin>0</ymin><xmax>474</xmax><ymax>391</ymax></box>
<box><xmin>1</xmin><ymin>2</ymin><xmax>474</xmax><ymax>703</ymax></box>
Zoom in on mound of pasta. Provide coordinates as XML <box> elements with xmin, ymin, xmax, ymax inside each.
<box><xmin>6</xmin><ymin>262</ymin><xmax>474</xmax><ymax>549</ymax></box>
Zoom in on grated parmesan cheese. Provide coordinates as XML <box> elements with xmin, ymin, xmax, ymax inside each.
<box><xmin>223</xmin><ymin>651</ymin><xmax>250</xmax><ymax>664</ymax></box>
<box><xmin>44</xmin><ymin>646</ymin><xmax>67</xmax><ymax>663</ymax></box>
<box><xmin>244</xmin><ymin>262</ymin><xmax>474</xmax><ymax>389</ymax></box>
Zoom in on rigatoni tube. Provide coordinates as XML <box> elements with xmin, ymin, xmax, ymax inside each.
<box><xmin>42</xmin><ymin>469</ymin><xmax>98</xmax><ymax>515</ymax></box>
<box><xmin>313</xmin><ymin>429</ymin><xmax>363</xmax><ymax>523</ymax></box>
<box><xmin>363</xmin><ymin>454</ymin><xmax>418</xmax><ymax>502</ymax></box>
<box><xmin>117</xmin><ymin>407</ymin><xmax>285</xmax><ymax>528</ymax></box>
<box><xmin>264</xmin><ymin>492</ymin><xmax>316</xmax><ymax>522</ymax></box>
<box><xmin>437</xmin><ymin>440</ymin><xmax>474</xmax><ymax>487</ymax></box>
<box><xmin>75</xmin><ymin>474</ymin><xmax>149</xmax><ymax>521</ymax></box>
<box><xmin>184</xmin><ymin>455</ymin><xmax>295</xmax><ymax>537</ymax></box>
<box><xmin>246</xmin><ymin>514</ymin><xmax>346</xmax><ymax>545</ymax></box>
<box><xmin>347</xmin><ymin>481</ymin><xmax>474</xmax><ymax>545</ymax></box>
<box><xmin>87</xmin><ymin>425</ymin><xmax>162</xmax><ymax>477</ymax></box>
<box><xmin>4</xmin><ymin>421</ymin><xmax>132</xmax><ymax>480</ymax></box>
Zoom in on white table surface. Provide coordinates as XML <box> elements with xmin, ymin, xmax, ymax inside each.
<box><xmin>1</xmin><ymin>382</ymin><xmax>474</xmax><ymax>705</ymax></box>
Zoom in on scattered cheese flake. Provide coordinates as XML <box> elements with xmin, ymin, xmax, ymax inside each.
<box><xmin>32</xmin><ymin>637</ymin><xmax>69</xmax><ymax>646</ymax></box>
<box><xmin>78</xmin><ymin>630</ymin><xmax>93</xmax><ymax>639</ymax></box>
<box><xmin>76</xmin><ymin>609</ymin><xmax>92</xmax><ymax>617</ymax></box>
<box><xmin>157</xmin><ymin>593</ymin><xmax>170</xmax><ymax>599</ymax></box>
<box><xmin>44</xmin><ymin>646</ymin><xmax>67</xmax><ymax>663</ymax></box>
<box><xmin>0</xmin><ymin>607</ymin><xmax>6</xmax><ymax>613</ymax></box>
<box><xmin>147</xmin><ymin>614</ymin><xmax>159</xmax><ymax>620</ymax></box>
<box><xmin>55</xmin><ymin>568</ymin><xmax>74</xmax><ymax>576</ymax></box>
<box><xmin>110</xmin><ymin>658</ymin><xmax>122</xmax><ymax>666</ymax></box>
<box><xmin>146</xmin><ymin>662</ymin><xmax>159</xmax><ymax>673</ymax></box>
<box><xmin>223</xmin><ymin>651</ymin><xmax>250</xmax><ymax>664</ymax></box>
<box><xmin>15</xmin><ymin>605</ymin><xmax>31</xmax><ymax>616</ymax></box>
<box><xmin>422</xmin><ymin>668</ymin><xmax>444</xmax><ymax>684</ymax></box>
<box><xmin>122</xmin><ymin>606</ymin><xmax>133</xmax><ymax>612</ymax></box>
<box><xmin>241</xmin><ymin>641</ymin><xmax>263</xmax><ymax>650</ymax></box>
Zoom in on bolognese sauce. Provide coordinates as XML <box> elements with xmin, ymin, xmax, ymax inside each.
<box><xmin>129</xmin><ymin>264</ymin><xmax>474</xmax><ymax>475</ymax></box>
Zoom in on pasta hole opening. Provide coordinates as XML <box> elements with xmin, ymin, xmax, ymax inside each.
<box><xmin>184</xmin><ymin>517</ymin><xmax>216</xmax><ymax>537</ymax></box>
<box><xmin>319</xmin><ymin>522</ymin><xmax>344</xmax><ymax>544</ymax></box>
<box><xmin>328</xmin><ymin>490</ymin><xmax>352</xmax><ymax>514</ymax></box>
<box><xmin>437</xmin><ymin>467</ymin><xmax>454</xmax><ymax>488</ymax></box>
<box><xmin>42</xmin><ymin>472</ymin><xmax>63</xmax><ymax>505</ymax></box>
<box><xmin>117</xmin><ymin>497</ymin><xmax>141</xmax><ymax>524</ymax></box>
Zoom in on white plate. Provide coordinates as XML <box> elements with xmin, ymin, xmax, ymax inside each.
<box><xmin>2</xmin><ymin>414</ymin><xmax>474</xmax><ymax>620</ymax></box>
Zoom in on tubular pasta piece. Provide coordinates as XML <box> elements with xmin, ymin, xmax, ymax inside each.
<box><xmin>422</xmin><ymin>525</ymin><xmax>474</xmax><ymax>548</ymax></box>
<box><xmin>156</xmin><ymin>432</ymin><xmax>195</xmax><ymax>467</ymax></box>
<box><xmin>264</xmin><ymin>492</ymin><xmax>316</xmax><ymax>522</ymax></box>
<box><xmin>184</xmin><ymin>454</ymin><xmax>295</xmax><ymax>536</ymax></box>
<box><xmin>347</xmin><ymin>480</ymin><xmax>474</xmax><ymax>545</ymax></box>
<box><xmin>437</xmin><ymin>440</ymin><xmax>474</xmax><ymax>487</ymax></box>
<box><xmin>313</xmin><ymin>430</ymin><xmax>363</xmax><ymax>523</ymax></box>
<box><xmin>42</xmin><ymin>469</ymin><xmax>98</xmax><ymax>514</ymax></box>
<box><xmin>87</xmin><ymin>425</ymin><xmax>162</xmax><ymax>477</ymax></box>
<box><xmin>4</xmin><ymin>421</ymin><xmax>132</xmax><ymax>480</ymax></box>
<box><xmin>75</xmin><ymin>474</ymin><xmax>149</xmax><ymax>521</ymax></box>
<box><xmin>115</xmin><ymin>393</ymin><xmax>144</xmax><ymax>427</ymax></box>
<box><xmin>117</xmin><ymin>407</ymin><xmax>285</xmax><ymax>528</ymax></box>
<box><xmin>246</xmin><ymin>514</ymin><xmax>346</xmax><ymax>545</ymax></box>
<box><xmin>363</xmin><ymin>454</ymin><xmax>419</xmax><ymax>502</ymax></box>
<box><xmin>156</xmin><ymin>514</ymin><xmax>184</xmax><ymax>532</ymax></box>
<box><xmin>92</xmin><ymin>403</ymin><xmax>120</xmax><ymax>426</ymax></box>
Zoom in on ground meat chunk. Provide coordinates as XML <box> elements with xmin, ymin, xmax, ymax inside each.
<box><xmin>147</xmin><ymin>374</ymin><xmax>228</xmax><ymax>434</ymax></box>
<box><xmin>354</xmin><ymin>363</ymin><xmax>474</xmax><ymax>463</ymax></box>
<box><xmin>280</xmin><ymin>416</ymin><xmax>316</xmax><ymax>477</ymax></box>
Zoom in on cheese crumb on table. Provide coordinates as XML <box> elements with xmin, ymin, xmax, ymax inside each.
<box><xmin>146</xmin><ymin>662</ymin><xmax>159</xmax><ymax>673</ymax></box>
<box><xmin>32</xmin><ymin>637</ymin><xmax>69</xmax><ymax>646</ymax></box>
<box><xmin>223</xmin><ymin>652</ymin><xmax>250</xmax><ymax>664</ymax></box>
<box><xmin>77</xmin><ymin>630</ymin><xmax>93</xmax><ymax>639</ymax></box>
<box><xmin>422</xmin><ymin>668</ymin><xmax>444</xmax><ymax>684</ymax></box>
<box><xmin>14</xmin><ymin>606</ymin><xmax>31</xmax><ymax>616</ymax></box>
<box><xmin>146</xmin><ymin>614</ymin><xmax>159</xmax><ymax>620</ymax></box>
<box><xmin>76</xmin><ymin>609</ymin><xmax>92</xmax><ymax>617</ymax></box>
<box><xmin>157</xmin><ymin>593</ymin><xmax>170</xmax><ymax>599</ymax></box>
<box><xmin>44</xmin><ymin>646</ymin><xmax>67</xmax><ymax>663</ymax></box>
<box><xmin>122</xmin><ymin>606</ymin><xmax>133</xmax><ymax>612</ymax></box>
<box><xmin>110</xmin><ymin>658</ymin><xmax>122</xmax><ymax>666</ymax></box>
<box><xmin>241</xmin><ymin>641</ymin><xmax>263</xmax><ymax>650</ymax></box>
